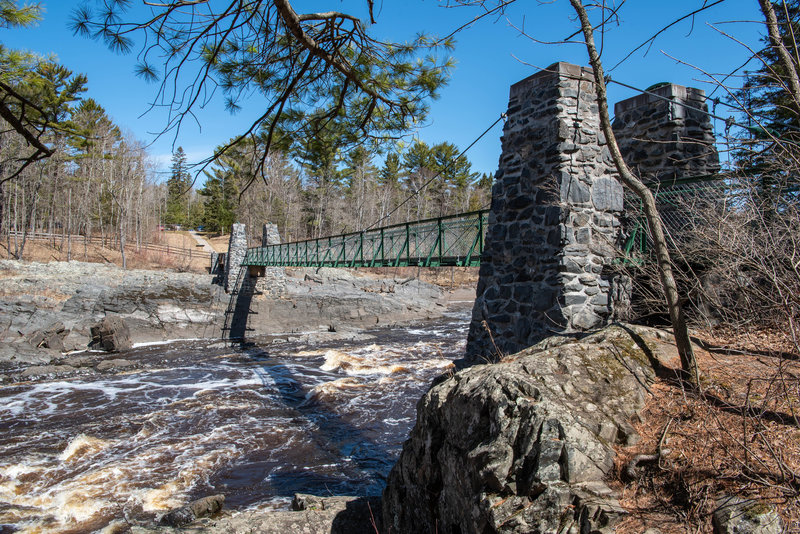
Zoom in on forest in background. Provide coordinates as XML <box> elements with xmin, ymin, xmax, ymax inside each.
<box><xmin>2</xmin><ymin>0</ymin><xmax>800</xmax><ymax>528</ymax></box>
<box><xmin>0</xmin><ymin>96</ymin><xmax>493</xmax><ymax>257</ymax></box>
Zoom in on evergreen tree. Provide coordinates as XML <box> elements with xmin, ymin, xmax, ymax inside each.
<box><xmin>67</xmin><ymin>99</ymin><xmax>123</xmax><ymax>232</ymax></box>
<box><xmin>430</xmin><ymin>141</ymin><xmax>477</xmax><ymax>214</ymax></box>
<box><xmin>0</xmin><ymin>0</ymin><xmax>40</xmax><ymax>27</ymax></box>
<box><xmin>342</xmin><ymin>146</ymin><xmax>377</xmax><ymax>232</ymax></box>
<box><xmin>739</xmin><ymin>1</ymin><xmax>800</xmax><ymax>138</ymax></box>
<box><xmin>379</xmin><ymin>152</ymin><xmax>402</xmax><ymax>188</ymax></box>
<box><xmin>1</xmin><ymin>2</ymin><xmax>86</xmax><ymax>179</ymax></box>
<box><xmin>377</xmin><ymin>151</ymin><xmax>402</xmax><ymax>224</ymax></box>
<box><xmin>73</xmin><ymin>1</ymin><xmax>454</xmax><ymax>175</ymax></box>
<box><xmin>402</xmin><ymin>140</ymin><xmax>435</xmax><ymax>219</ymax></box>
<box><xmin>734</xmin><ymin>0</ymin><xmax>800</xmax><ymax>204</ymax></box>
<box><xmin>164</xmin><ymin>147</ymin><xmax>191</xmax><ymax>226</ymax></box>
<box><xmin>294</xmin><ymin>132</ymin><xmax>343</xmax><ymax>237</ymax></box>
<box><xmin>199</xmin><ymin>166</ymin><xmax>237</xmax><ymax>234</ymax></box>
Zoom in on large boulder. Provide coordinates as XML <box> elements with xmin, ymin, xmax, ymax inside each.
<box><xmin>0</xmin><ymin>339</ymin><xmax>58</xmax><ymax>371</ymax></box>
<box><xmin>160</xmin><ymin>494</ymin><xmax>225</xmax><ymax>527</ymax></box>
<box><xmin>26</xmin><ymin>321</ymin><xmax>68</xmax><ymax>351</ymax></box>
<box><xmin>90</xmin><ymin>316</ymin><xmax>132</xmax><ymax>352</ymax></box>
<box><xmin>383</xmin><ymin>325</ymin><xmax>665</xmax><ymax>534</ymax></box>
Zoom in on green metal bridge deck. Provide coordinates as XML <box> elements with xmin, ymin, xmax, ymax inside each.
<box><xmin>241</xmin><ymin>174</ymin><xmax>731</xmax><ymax>269</ymax></box>
<box><xmin>242</xmin><ymin>210</ymin><xmax>489</xmax><ymax>268</ymax></box>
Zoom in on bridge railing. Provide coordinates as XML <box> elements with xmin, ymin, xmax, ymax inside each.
<box><xmin>622</xmin><ymin>173</ymin><xmax>733</xmax><ymax>258</ymax></box>
<box><xmin>243</xmin><ymin>210</ymin><xmax>489</xmax><ymax>268</ymax></box>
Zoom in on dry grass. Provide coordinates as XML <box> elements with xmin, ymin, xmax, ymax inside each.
<box><xmin>0</xmin><ymin>234</ymin><xmax>211</xmax><ymax>273</ymax></box>
<box><xmin>157</xmin><ymin>230</ymin><xmax>199</xmax><ymax>249</ymax></box>
<box><xmin>615</xmin><ymin>332</ymin><xmax>800</xmax><ymax>532</ymax></box>
<box><xmin>205</xmin><ymin>233</ymin><xmax>231</xmax><ymax>253</ymax></box>
<box><xmin>0</xmin><ymin>285</ymin><xmax>71</xmax><ymax>302</ymax></box>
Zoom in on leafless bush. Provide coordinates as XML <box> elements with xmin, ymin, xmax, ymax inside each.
<box><xmin>622</xmin><ymin>174</ymin><xmax>800</xmax><ymax>357</ymax></box>
<box><xmin>615</xmin><ymin>174</ymin><xmax>800</xmax><ymax>526</ymax></box>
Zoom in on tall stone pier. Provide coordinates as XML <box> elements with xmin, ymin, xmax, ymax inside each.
<box><xmin>254</xmin><ymin>222</ymin><xmax>287</xmax><ymax>296</ymax></box>
<box><xmin>612</xmin><ymin>83</ymin><xmax>719</xmax><ymax>183</ymax></box>
<box><xmin>465</xmin><ymin>62</ymin><xmax>625</xmax><ymax>361</ymax></box>
<box><xmin>224</xmin><ymin>223</ymin><xmax>248</xmax><ymax>293</ymax></box>
<box><xmin>262</xmin><ymin>223</ymin><xmax>281</xmax><ymax>247</ymax></box>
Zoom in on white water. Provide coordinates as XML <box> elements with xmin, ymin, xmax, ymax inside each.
<box><xmin>0</xmin><ymin>312</ymin><xmax>469</xmax><ymax>533</ymax></box>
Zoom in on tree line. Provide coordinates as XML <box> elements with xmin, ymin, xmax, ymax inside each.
<box><xmin>0</xmin><ymin>96</ymin><xmax>160</xmax><ymax>266</ymax></box>
<box><xmin>190</xmin><ymin>135</ymin><xmax>492</xmax><ymax>243</ymax></box>
<box><xmin>1</xmin><ymin>1</ymin><xmax>490</xmax><ymax>257</ymax></box>
<box><xmin>3</xmin><ymin>99</ymin><xmax>491</xmax><ymax>259</ymax></box>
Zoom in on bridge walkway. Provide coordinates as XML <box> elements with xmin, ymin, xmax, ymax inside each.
<box><xmin>242</xmin><ymin>210</ymin><xmax>489</xmax><ymax>269</ymax></box>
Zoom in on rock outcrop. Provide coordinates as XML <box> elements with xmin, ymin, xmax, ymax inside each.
<box><xmin>0</xmin><ymin>260</ymin><xmax>447</xmax><ymax>374</ymax></box>
<box><xmin>90</xmin><ymin>316</ymin><xmax>133</xmax><ymax>352</ymax></box>
<box><xmin>713</xmin><ymin>496</ymin><xmax>784</xmax><ymax>534</ymax></box>
<box><xmin>26</xmin><ymin>321</ymin><xmax>68</xmax><ymax>351</ymax></box>
<box><xmin>383</xmin><ymin>325</ymin><xmax>664</xmax><ymax>534</ymax></box>
<box><xmin>126</xmin><ymin>495</ymin><xmax>381</xmax><ymax>533</ymax></box>
<box><xmin>160</xmin><ymin>495</ymin><xmax>225</xmax><ymax>527</ymax></box>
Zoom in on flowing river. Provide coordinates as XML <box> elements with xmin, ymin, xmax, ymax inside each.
<box><xmin>0</xmin><ymin>310</ymin><xmax>470</xmax><ymax>533</ymax></box>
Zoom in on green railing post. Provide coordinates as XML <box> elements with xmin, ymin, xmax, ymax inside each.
<box><xmin>438</xmin><ymin>217</ymin><xmax>444</xmax><ymax>264</ymax></box>
<box><xmin>406</xmin><ymin>223</ymin><xmax>411</xmax><ymax>266</ymax></box>
<box><xmin>479</xmin><ymin>212</ymin><xmax>484</xmax><ymax>259</ymax></box>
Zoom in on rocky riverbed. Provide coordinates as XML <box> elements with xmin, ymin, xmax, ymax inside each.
<box><xmin>0</xmin><ymin>260</ymin><xmax>452</xmax><ymax>380</ymax></box>
<box><xmin>1</xmin><ymin>260</ymin><xmax>785</xmax><ymax>533</ymax></box>
<box><xmin>0</xmin><ymin>258</ymin><xmax>472</xmax><ymax>533</ymax></box>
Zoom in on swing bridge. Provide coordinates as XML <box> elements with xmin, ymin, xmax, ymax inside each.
<box><xmin>242</xmin><ymin>210</ymin><xmax>489</xmax><ymax>269</ymax></box>
<box><xmin>239</xmin><ymin>174</ymin><xmax>728</xmax><ymax>270</ymax></box>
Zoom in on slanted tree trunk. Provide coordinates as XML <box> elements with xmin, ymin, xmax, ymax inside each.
<box><xmin>570</xmin><ymin>0</ymin><xmax>700</xmax><ymax>386</ymax></box>
<box><xmin>758</xmin><ymin>0</ymin><xmax>800</xmax><ymax>114</ymax></box>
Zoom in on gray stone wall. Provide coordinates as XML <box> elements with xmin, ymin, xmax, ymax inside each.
<box><xmin>612</xmin><ymin>83</ymin><xmax>719</xmax><ymax>183</ymax></box>
<box><xmin>262</xmin><ymin>223</ymin><xmax>281</xmax><ymax>247</ymax></box>
<box><xmin>255</xmin><ymin>223</ymin><xmax>286</xmax><ymax>296</ymax></box>
<box><xmin>224</xmin><ymin>223</ymin><xmax>248</xmax><ymax>293</ymax></box>
<box><xmin>465</xmin><ymin>62</ymin><xmax>624</xmax><ymax>362</ymax></box>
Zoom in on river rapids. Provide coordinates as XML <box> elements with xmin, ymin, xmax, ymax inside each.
<box><xmin>0</xmin><ymin>310</ymin><xmax>470</xmax><ymax>533</ymax></box>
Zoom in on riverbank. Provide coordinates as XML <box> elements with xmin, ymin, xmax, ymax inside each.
<box><xmin>0</xmin><ymin>259</ymin><xmax>470</xmax><ymax>379</ymax></box>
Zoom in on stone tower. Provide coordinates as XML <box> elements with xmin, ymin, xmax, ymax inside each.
<box><xmin>465</xmin><ymin>62</ymin><xmax>625</xmax><ymax>362</ymax></box>
<box><xmin>612</xmin><ymin>83</ymin><xmax>719</xmax><ymax>184</ymax></box>
<box><xmin>224</xmin><ymin>223</ymin><xmax>248</xmax><ymax>293</ymax></box>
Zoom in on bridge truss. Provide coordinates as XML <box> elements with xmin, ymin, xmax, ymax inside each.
<box><xmin>242</xmin><ymin>210</ymin><xmax>489</xmax><ymax>268</ymax></box>
<box><xmin>241</xmin><ymin>174</ymin><xmax>734</xmax><ymax>269</ymax></box>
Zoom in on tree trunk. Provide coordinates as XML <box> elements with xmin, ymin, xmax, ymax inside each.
<box><xmin>758</xmin><ymin>0</ymin><xmax>800</xmax><ymax>114</ymax></box>
<box><xmin>0</xmin><ymin>181</ymin><xmax>5</xmax><ymax>258</ymax></box>
<box><xmin>120</xmin><ymin>220</ymin><xmax>126</xmax><ymax>269</ymax></box>
<box><xmin>67</xmin><ymin>187</ymin><xmax>72</xmax><ymax>262</ymax></box>
<box><xmin>17</xmin><ymin>180</ymin><xmax>42</xmax><ymax>260</ymax></box>
<box><xmin>570</xmin><ymin>0</ymin><xmax>700</xmax><ymax>386</ymax></box>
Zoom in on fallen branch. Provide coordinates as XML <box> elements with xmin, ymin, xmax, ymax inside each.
<box><xmin>625</xmin><ymin>419</ymin><xmax>673</xmax><ymax>480</ymax></box>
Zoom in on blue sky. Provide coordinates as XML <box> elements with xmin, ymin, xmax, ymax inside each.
<box><xmin>3</xmin><ymin>1</ymin><xmax>764</xmax><ymax>180</ymax></box>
